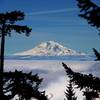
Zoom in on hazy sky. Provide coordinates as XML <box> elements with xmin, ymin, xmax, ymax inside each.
<box><xmin>0</xmin><ymin>0</ymin><xmax>100</xmax><ymax>55</ymax></box>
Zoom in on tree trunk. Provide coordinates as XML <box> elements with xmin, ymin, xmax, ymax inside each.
<box><xmin>0</xmin><ymin>25</ymin><xmax>5</xmax><ymax>98</ymax></box>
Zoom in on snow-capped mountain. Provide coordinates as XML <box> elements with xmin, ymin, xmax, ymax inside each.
<box><xmin>14</xmin><ymin>41</ymin><xmax>85</xmax><ymax>56</ymax></box>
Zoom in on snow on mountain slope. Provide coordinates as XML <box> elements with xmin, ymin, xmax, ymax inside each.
<box><xmin>14</xmin><ymin>41</ymin><xmax>85</xmax><ymax>56</ymax></box>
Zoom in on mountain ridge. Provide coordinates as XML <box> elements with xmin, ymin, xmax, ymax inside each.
<box><xmin>14</xmin><ymin>41</ymin><xmax>85</xmax><ymax>56</ymax></box>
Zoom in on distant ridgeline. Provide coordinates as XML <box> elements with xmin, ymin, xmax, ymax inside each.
<box><xmin>5</xmin><ymin>41</ymin><xmax>95</xmax><ymax>61</ymax></box>
<box><xmin>14</xmin><ymin>41</ymin><xmax>85</xmax><ymax>56</ymax></box>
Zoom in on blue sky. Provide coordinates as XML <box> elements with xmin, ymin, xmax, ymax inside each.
<box><xmin>0</xmin><ymin>0</ymin><xmax>100</xmax><ymax>55</ymax></box>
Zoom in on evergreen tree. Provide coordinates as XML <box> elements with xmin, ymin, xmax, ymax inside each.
<box><xmin>64</xmin><ymin>79</ymin><xmax>77</xmax><ymax>100</ymax></box>
<box><xmin>63</xmin><ymin>0</ymin><xmax>100</xmax><ymax>99</ymax></box>
<box><xmin>3</xmin><ymin>70</ymin><xmax>48</xmax><ymax>100</ymax></box>
<box><xmin>92</xmin><ymin>48</ymin><xmax>100</xmax><ymax>61</ymax></box>
<box><xmin>62</xmin><ymin>62</ymin><xmax>100</xmax><ymax>100</ymax></box>
<box><xmin>0</xmin><ymin>11</ymin><xmax>31</xmax><ymax>98</ymax></box>
<box><xmin>76</xmin><ymin>0</ymin><xmax>100</xmax><ymax>60</ymax></box>
<box><xmin>77</xmin><ymin>0</ymin><xmax>100</xmax><ymax>60</ymax></box>
<box><xmin>76</xmin><ymin>0</ymin><xmax>100</xmax><ymax>33</ymax></box>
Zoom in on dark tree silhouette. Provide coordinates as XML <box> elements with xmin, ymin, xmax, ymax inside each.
<box><xmin>77</xmin><ymin>0</ymin><xmax>100</xmax><ymax>33</ymax></box>
<box><xmin>62</xmin><ymin>62</ymin><xmax>100</xmax><ymax>100</ymax></box>
<box><xmin>63</xmin><ymin>0</ymin><xmax>100</xmax><ymax>99</ymax></box>
<box><xmin>3</xmin><ymin>70</ymin><xmax>48</xmax><ymax>100</ymax></box>
<box><xmin>0</xmin><ymin>11</ymin><xmax>31</xmax><ymax>98</ymax></box>
<box><xmin>64</xmin><ymin>79</ymin><xmax>77</xmax><ymax>100</ymax></box>
<box><xmin>92</xmin><ymin>48</ymin><xmax>100</xmax><ymax>61</ymax></box>
<box><xmin>76</xmin><ymin>0</ymin><xmax>100</xmax><ymax>60</ymax></box>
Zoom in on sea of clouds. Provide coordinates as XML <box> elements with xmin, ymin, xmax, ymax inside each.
<box><xmin>4</xmin><ymin>60</ymin><xmax>100</xmax><ymax>100</ymax></box>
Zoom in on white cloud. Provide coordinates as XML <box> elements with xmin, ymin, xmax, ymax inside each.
<box><xmin>5</xmin><ymin>60</ymin><xmax>100</xmax><ymax>100</ymax></box>
<box><xmin>27</xmin><ymin>8</ymin><xmax>77</xmax><ymax>16</ymax></box>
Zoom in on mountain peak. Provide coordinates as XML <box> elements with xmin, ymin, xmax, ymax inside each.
<box><xmin>14</xmin><ymin>41</ymin><xmax>84</xmax><ymax>56</ymax></box>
